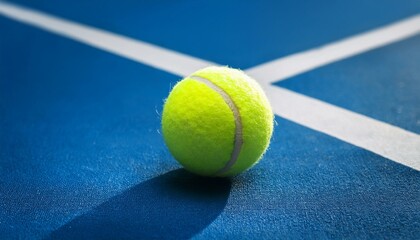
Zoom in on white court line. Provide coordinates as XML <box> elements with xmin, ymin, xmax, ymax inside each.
<box><xmin>264</xmin><ymin>86</ymin><xmax>420</xmax><ymax>170</ymax></box>
<box><xmin>246</xmin><ymin>15</ymin><xmax>420</xmax><ymax>84</ymax></box>
<box><xmin>0</xmin><ymin>1</ymin><xmax>419</xmax><ymax>170</ymax></box>
<box><xmin>0</xmin><ymin>1</ymin><xmax>214</xmax><ymax>77</ymax></box>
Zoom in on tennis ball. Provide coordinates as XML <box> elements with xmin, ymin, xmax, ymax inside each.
<box><xmin>162</xmin><ymin>66</ymin><xmax>273</xmax><ymax>177</ymax></box>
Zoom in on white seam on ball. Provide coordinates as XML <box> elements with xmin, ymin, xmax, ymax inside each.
<box><xmin>189</xmin><ymin>75</ymin><xmax>243</xmax><ymax>175</ymax></box>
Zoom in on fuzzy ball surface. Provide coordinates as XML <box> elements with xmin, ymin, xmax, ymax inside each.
<box><xmin>162</xmin><ymin>66</ymin><xmax>273</xmax><ymax>177</ymax></box>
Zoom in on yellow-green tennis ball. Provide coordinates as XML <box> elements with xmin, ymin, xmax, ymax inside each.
<box><xmin>162</xmin><ymin>66</ymin><xmax>274</xmax><ymax>177</ymax></box>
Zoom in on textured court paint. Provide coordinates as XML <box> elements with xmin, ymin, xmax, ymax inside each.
<box><xmin>190</xmin><ymin>75</ymin><xmax>243</xmax><ymax>175</ymax></box>
<box><xmin>1</xmin><ymin>1</ymin><xmax>420</xmax><ymax>239</ymax></box>
<box><xmin>47</xmin><ymin>170</ymin><xmax>231</xmax><ymax>239</ymax></box>
<box><xmin>247</xmin><ymin>14</ymin><xmax>420</xmax><ymax>84</ymax></box>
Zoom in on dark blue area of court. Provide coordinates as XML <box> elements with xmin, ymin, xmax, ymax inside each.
<box><xmin>7</xmin><ymin>0</ymin><xmax>420</xmax><ymax>68</ymax></box>
<box><xmin>1</xmin><ymin>1</ymin><xmax>419</xmax><ymax>239</ymax></box>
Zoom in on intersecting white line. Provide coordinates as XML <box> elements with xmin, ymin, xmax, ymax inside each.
<box><xmin>0</xmin><ymin>1</ymin><xmax>419</xmax><ymax>170</ymax></box>
<box><xmin>246</xmin><ymin>14</ymin><xmax>420</xmax><ymax>84</ymax></box>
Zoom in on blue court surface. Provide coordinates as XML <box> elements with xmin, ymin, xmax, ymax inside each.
<box><xmin>1</xmin><ymin>1</ymin><xmax>420</xmax><ymax>239</ymax></box>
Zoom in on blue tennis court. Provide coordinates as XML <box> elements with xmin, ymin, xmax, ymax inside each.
<box><xmin>1</xmin><ymin>0</ymin><xmax>419</xmax><ymax>239</ymax></box>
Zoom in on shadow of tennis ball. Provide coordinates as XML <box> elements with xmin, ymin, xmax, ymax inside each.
<box><xmin>48</xmin><ymin>169</ymin><xmax>231</xmax><ymax>239</ymax></box>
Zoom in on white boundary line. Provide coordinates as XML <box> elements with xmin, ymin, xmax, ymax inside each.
<box><xmin>0</xmin><ymin>1</ymin><xmax>419</xmax><ymax>170</ymax></box>
<box><xmin>263</xmin><ymin>86</ymin><xmax>420</xmax><ymax>170</ymax></box>
<box><xmin>246</xmin><ymin>15</ymin><xmax>420</xmax><ymax>84</ymax></box>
